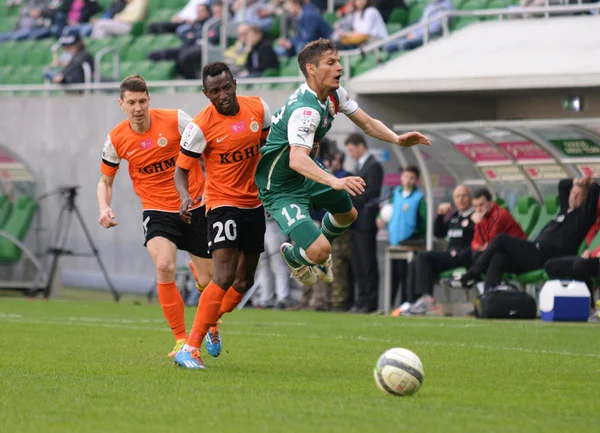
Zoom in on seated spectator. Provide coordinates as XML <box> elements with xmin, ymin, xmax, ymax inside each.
<box><xmin>148</xmin><ymin>0</ymin><xmax>206</xmax><ymax>35</ymax></box>
<box><xmin>545</xmin><ymin>202</ymin><xmax>600</xmax><ymax>310</ymax></box>
<box><xmin>276</xmin><ymin>0</ymin><xmax>332</xmax><ymax>57</ymax></box>
<box><xmin>333</xmin><ymin>0</ymin><xmax>388</xmax><ymax>49</ymax></box>
<box><xmin>399</xmin><ymin>185</ymin><xmax>475</xmax><ymax>314</ymax></box>
<box><xmin>59</xmin><ymin>0</ymin><xmax>103</xmax><ymax>38</ymax></box>
<box><xmin>445</xmin><ymin>177</ymin><xmax>600</xmax><ymax>291</ymax></box>
<box><xmin>231</xmin><ymin>0</ymin><xmax>274</xmax><ymax>32</ymax></box>
<box><xmin>336</xmin><ymin>0</ymin><xmax>407</xmax><ymax>22</ymax></box>
<box><xmin>42</xmin><ymin>33</ymin><xmax>93</xmax><ymax>84</ymax></box>
<box><xmin>385</xmin><ymin>0</ymin><xmax>453</xmax><ymax>53</ymax></box>
<box><xmin>90</xmin><ymin>0</ymin><xmax>147</xmax><ymax>39</ymax></box>
<box><xmin>238</xmin><ymin>25</ymin><xmax>279</xmax><ymax>78</ymax></box>
<box><xmin>223</xmin><ymin>23</ymin><xmax>250</xmax><ymax>76</ymax></box>
<box><xmin>0</xmin><ymin>0</ymin><xmax>50</xmax><ymax>42</ymax></box>
<box><xmin>148</xmin><ymin>3</ymin><xmax>214</xmax><ymax>79</ymax></box>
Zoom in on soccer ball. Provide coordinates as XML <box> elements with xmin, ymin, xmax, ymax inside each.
<box><xmin>373</xmin><ymin>348</ymin><xmax>424</xmax><ymax>396</ymax></box>
<box><xmin>379</xmin><ymin>203</ymin><xmax>394</xmax><ymax>224</ymax></box>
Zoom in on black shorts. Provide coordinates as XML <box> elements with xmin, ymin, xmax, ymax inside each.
<box><xmin>142</xmin><ymin>206</ymin><xmax>211</xmax><ymax>258</ymax></box>
<box><xmin>206</xmin><ymin>206</ymin><xmax>266</xmax><ymax>255</ymax></box>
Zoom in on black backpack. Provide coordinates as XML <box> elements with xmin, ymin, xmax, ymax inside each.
<box><xmin>474</xmin><ymin>285</ymin><xmax>537</xmax><ymax>319</ymax></box>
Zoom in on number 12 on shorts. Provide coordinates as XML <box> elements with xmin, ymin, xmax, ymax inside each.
<box><xmin>282</xmin><ymin>204</ymin><xmax>305</xmax><ymax>226</ymax></box>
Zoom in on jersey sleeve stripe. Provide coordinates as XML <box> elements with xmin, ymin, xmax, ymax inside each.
<box><xmin>180</xmin><ymin>147</ymin><xmax>202</xmax><ymax>159</ymax></box>
<box><xmin>102</xmin><ymin>158</ymin><xmax>119</xmax><ymax>168</ymax></box>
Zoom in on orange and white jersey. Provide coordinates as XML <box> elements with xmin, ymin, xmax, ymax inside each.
<box><xmin>176</xmin><ymin>96</ymin><xmax>271</xmax><ymax>211</ymax></box>
<box><xmin>101</xmin><ymin>108</ymin><xmax>205</xmax><ymax>212</ymax></box>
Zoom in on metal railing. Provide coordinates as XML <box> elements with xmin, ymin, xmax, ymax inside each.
<box><xmin>94</xmin><ymin>46</ymin><xmax>119</xmax><ymax>83</ymax></box>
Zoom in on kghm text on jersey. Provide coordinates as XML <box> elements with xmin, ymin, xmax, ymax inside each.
<box><xmin>138</xmin><ymin>156</ymin><xmax>176</xmax><ymax>174</ymax></box>
<box><xmin>219</xmin><ymin>143</ymin><xmax>260</xmax><ymax>164</ymax></box>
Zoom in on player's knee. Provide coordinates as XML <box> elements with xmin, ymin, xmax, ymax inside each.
<box><xmin>333</xmin><ymin>208</ymin><xmax>358</xmax><ymax>226</ymax></box>
<box><xmin>306</xmin><ymin>237</ymin><xmax>331</xmax><ymax>264</ymax></box>
<box><xmin>155</xmin><ymin>259</ymin><xmax>176</xmax><ymax>279</ymax></box>
<box><xmin>232</xmin><ymin>277</ymin><xmax>253</xmax><ymax>292</ymax></box>
<box><xmin>213</xmin><ymin>270</ymin><xmax>236</xmax><ymax>291</ymax></box>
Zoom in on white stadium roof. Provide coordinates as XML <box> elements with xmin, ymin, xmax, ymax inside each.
<box><xmin>350</xmin><ymin>16</ymin><xmax>600</xmax><ymax>94</ymax></box>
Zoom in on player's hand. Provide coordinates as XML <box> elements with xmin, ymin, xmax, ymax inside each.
<box><xmin>179</xmin><ymin>195</ymin><xmax>194</xmax><ymax>224</ymax></box>
<box><xmin>99</xmin><ymin>207</ymin><xmax>117</xmax><ymax>228</ymax></box>
<box><xmin>398</xmin><ymin>131</ymin><xmax>430</xmax><ymax>148</ymax></box>
<box><xmin>437</xmin><ymin>202</ymin><xmax>452</xmax><ymax>215</ymax></box>
<box><xmin>331</xmin><ymin>176</ymin><xmax>366</xmax><ymax>196</ymax></box>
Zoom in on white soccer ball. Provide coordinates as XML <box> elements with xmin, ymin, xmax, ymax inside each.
<box><xmin>379</xmin><ymin>203</ymin><xmax>394</xmax><ymax>224</ymax></box>
<box><xmin>373</xmin><ymin>348</ymin><xmax>424</xmax><ymax>396</ymax></box>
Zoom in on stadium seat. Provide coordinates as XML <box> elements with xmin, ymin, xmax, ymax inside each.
<box><xmin>0</xmin><ymin>195</ymin><xmax>37</xmax><ymax>265</ymax></box>
<box><xmin>494</xmin><ymin>197</ymin><xmax>508</xmax><ymax>209</ymax></box>
<box><xmin>450</xmin><ymin>16</ymin><xmax>479</xmax><ymax>31</ymax></box>
<box><xmin>386</xmin><ymin>23</ymin><xmax>404</xmax><ymax>34</ymax></box>
<box><xmin>511</xmin><ymin>196</ymin><xmax>541</xmax><ymax>237</ymax></box>
<box><xmin>459</xmin><ymin>0</ymin><xmax>490</xmax><ymax>10</ymax></box>
<box><xmin>389</xmin><ymin>7</ymin><xmax>409</xmax><ymax>26</ymax></box>
<box><xmin>487</xmin><ymin>0</ymin><xmax>511</xmax><ymax>9</ymax></box>
<box><xmin>352</xmin><ymin>53</ymin><xmax>381</xmax><ymax>76</ymax></box>
<box><xmin>527</xmin><ymin>195</ymin><xmax>558</xmax><ymax>240</ymax></box>
<box><xmin>0</xmin><ymin>196</ymin><xmax>12</xmax><ymax>228</ymax></box>
<box><xmin>264</xmin><ymin>15</ymin><xmax>281</xmax><ymax>41</ymax></box>
<box><xmin>407</xmin><ymin>2</ymin><xmax>426</xmax><ymax>25</ymax></box>
<box><xmin>323</xmin><ymin>12</ymin><xmax>337</xmax><ymax>26</ymax></box>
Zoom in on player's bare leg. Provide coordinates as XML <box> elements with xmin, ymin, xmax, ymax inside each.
<box><xmin>188</xmin><ymin>254</ymin><xmax>213</xmax><ymax>292</ymax></box>
<box><xmin>147</xmin><ymin>237</ymin><xmax>188</xmax><ymax>357</ymax></box>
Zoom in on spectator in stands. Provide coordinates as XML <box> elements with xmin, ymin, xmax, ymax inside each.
<box><xmin>308</xmin><ymin>150</ymin><xmax>354</xmax><ymax>311</ymax></box>
<box><xmin>397</xmin><ymin>185</ymin><xmax>475</xmax><ymax>315</ymax></box>
<box><xmin>232</xmin><ymin>0</ymin><xmax>274</xmax><ymax>32</ymax></box>
<box><xmin>63</xmin><ymin>0</ymin><xmax>122</xmax><ymax>38</ymax></box>
<box><xmin>255</xmin><ymin>210</ymin><xmax>292</xmax><ymax>309</ymax></box>
<box><xmin>346</xmin><ymin>133</ymin><xmax>383</xmax><ymax>313</ymax></box>
<box><xmin>238</xmin><ymin>25</ymin><xmax>279</xmax><ymax>78</ymax></box>
<box><xmin>90</xmin><ymin>0</ymin><xmax>147</xmax><ymax>39</ymax></box>
<box><xmin>333</xmin><ymin>0</ymin><xmax>388</xmax><ymax>49</ymax></box>
<box><xmin>385</xmin><ymin>0</ymin><xmax>453</xmax><ymax>53</ymax></box>
<box><xmin>337</xmin><ymin>0</ymin><xmax>407</xmax><ymax>23</ymax></box>
<box><xmin>445</xmin><ymin>178</ymin><xmax>600</xmax><ymax>291</ymax></box>
<box><xmin>148</xmin><ymin>3</ymin><xmax>215</xmax><ymax>79</ymax></box>
<box><xmin>223</xmin><ymin>23</ymin><xmax>250</xmax><ymax>76</ymax></box>
<box><xmin>545</xmin><ymin>202</ymin><xmax>600</xmax><ymax>310</ymax></box>
<box><xmin>55</xmin><ymin>0</ymin><xmax>102</xmax><ymax>38</ymax></box>
<box><xmin>42</xmin><ymin>33</ymin><xmax>93</xmax><ymax>84</ymax></box>
<box><xmin>378</xmin><ymin>165</ymin><xmax>425</xmax><ymax>307</ymax></box>
<box><xmin>148</xmin><ymin>0</ymin><xmax>206</xmax><ymax>35</ymax></box>
<box><xmin>0</xmin><ymin>0</ymin><xmax>51</xmax><ymax>42</ymax></box>
<box><xmin>276</xmin><ymin>0</ymin><xmax>332</xmax><ymax>57</ymax></box>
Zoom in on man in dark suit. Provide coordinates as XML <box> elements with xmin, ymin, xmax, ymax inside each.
<box><xmin>345</xmin><ymin>133</ymin><xmax>384</xmax><ymax>313</ymax></box>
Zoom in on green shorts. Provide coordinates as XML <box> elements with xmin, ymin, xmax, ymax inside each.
<box><xmin>259</xmin><ymin>178</ymin><xmax>353</xmax><ymax>251</ymax></box>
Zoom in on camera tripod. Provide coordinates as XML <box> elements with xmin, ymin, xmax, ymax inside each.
<box><xmin>30</xmin><ymin>186</ymin><xmax>120</xmax><ymax>301</ymax></box>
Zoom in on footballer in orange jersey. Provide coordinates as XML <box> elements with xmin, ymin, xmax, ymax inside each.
<box><xmin>173</xmin><ymin>62</ymin><xmax>271</xmax><ymax>369</ymax></box>
<box><xmin>97</xmin><ymin>75</ymin><xmax>213</xmax><ymax>358</ymax></box>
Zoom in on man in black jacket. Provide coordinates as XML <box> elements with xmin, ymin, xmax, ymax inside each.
<box><xmin>49</xmin><ymin>33</ymin><xmax>94</xmax><ymax>84</ymax></box>
<box><xmin>458</xmin><ymin>177</ymin><xmax>600</xmax><ymax>290</ymax></box>
<box><xmin>401</xmin><ymin>185</ymin><xmax>474</xmax><ymax>314</ymax></box>
<box><xmin>239</xmin><ymin>25</ymin><xmax>279</xmax><ymax>78</ymax></box>
<box><xmin>345</xmin><ymin>133</ymin><xmax>383</xmax><ymax>313</ymax></box>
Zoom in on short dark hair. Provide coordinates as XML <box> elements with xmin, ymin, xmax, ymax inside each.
<box><xmin>344</xmin><ymin>132</ymin><xmax>367</xmax><ymax>148</ymax></box>
<box><xmin>119</xmin><ymin>74</ymin><xmax>148</xmax><ymax>99</ymax></box>
<box><xmin>403</xmin><ymin>165</ymin><xmax>420</xmax><ymax>179</ymax></box>
<box><xmin>298</xmin><ymin>39</ymin><xmax>338</xmax><ymax>78</ymax></box>
<box><xmin>334</xmin><ymin>150</ymin><xmax>345</xmax><ymax>166</ymax></box>
<box><xmin>473</xmin><ymin>188</ymin><xmax>492</xmax><ymax>201</ymax></box>
<box><xmin>202</xmin><ymin>61</ymin><xmax>234</xmax><ymax>88</ymax></box>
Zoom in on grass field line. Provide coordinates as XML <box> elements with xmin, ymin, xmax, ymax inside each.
<box><xmin>3</xmin><ymin>315</ymin><xmax>600</xmax><ymax>360</ymax></box>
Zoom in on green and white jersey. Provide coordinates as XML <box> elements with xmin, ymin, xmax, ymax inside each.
<box><xmin>255</xmin><ymin>83</ymin><xmax>359</xmax><ymax>191</ymax></box>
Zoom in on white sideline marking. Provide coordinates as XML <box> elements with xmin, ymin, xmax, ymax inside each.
<box><xmin>1</xmin><ymin>315</ymin><xmax>600</xmax><ymax>360</ymax></box>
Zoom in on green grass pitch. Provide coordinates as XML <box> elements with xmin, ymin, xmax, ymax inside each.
<box><xmin>1</xmin><ymin>294</ymin><xmax>599</xmax><ymax>433</ymax></box>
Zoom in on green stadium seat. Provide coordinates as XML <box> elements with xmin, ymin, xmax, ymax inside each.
<box><xmin>147</xmin><ymin>8</ymin><xmax>178</xmax><ymax>23</ymax></box>
<box><xmin>511</xmin><ymin>196</ymin><xmax>541</xmax><ymax>237</ymax></box>
<box><xmin>407</xmin><ymin>2</ymin><xmax>426</xmax><ymax>24</ymax></box>
<box><xmin>264</xmin><ymin>14</ymin><xmax>281</xmax><ymax>41</ymax></box>
<box><xmin>125</xmin><ymin>35</ymin><xmax>160</xmax><ymax>61</ymax></box>
<box><xmin>151</xmin><ymin>33</ymin><xmax>182</xmax><ymax>50</ymax></box>
<box><xmin>459</xmin><ymin>0</ymin><xmax>489</xmax><ymax>10</ymax></box>
<box><xmin>0</xmin><ymin>15</ymin><xmax>18</xmax><ymax>33</ymax></box>
<box><xmin>487</xmin><ymin>0</ymin><xmax>511</xmax><ymax>9</ymax></box>
<box><xmin>389</xmin><ymin>7</ymin><xmax>408</xmax><ymax>25</ymax></box>
<box><xmin>527</xmin><ymin>195</ymin><xmax>558</xmax><ymax>241</ymax></box>
<box><xmin>0</xmin><ymin>196</ymin><xmax>12</xmax><ymax>228</ymax></box>
<box><xmin>323</xmin><ymin>12</ymin><xmax>337</xmax><ymax>26</ymax></box>
<box><xmin>278</xmin><ymin>57</ymin><xmax>300</xmax><ymax>76</ymax></box>
<box><xmin>494</xmin><ymin>197</ymin><xmax>508</xmax><ymax>209</ymax></box>
<box><xmin>352</xmin><ymin>53</ymin><xmax>381</xmax><ymax>76</ymax></box>
<box><xmin>0</xmin><ymin>195</ymin><xmax>37</xmax><ymax>265</ymax></box>
<box><xmin>386</xmin><ymin>23</ymin><xmax>404</xmax><ymax>34</ymax></box>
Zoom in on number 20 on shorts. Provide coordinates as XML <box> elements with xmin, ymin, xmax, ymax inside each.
<box><xmin>281</xmin><ymin>204</ymin><xmax>305</xmax><ymax>227</ymax></box>
<box><xmin>213</xmin><ymin>220</ymin><xmax>237</xmax><ymax>243</ymax></box>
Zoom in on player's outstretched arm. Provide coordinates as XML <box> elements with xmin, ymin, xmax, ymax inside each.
<box><xmin>97</xmin><ymin>174</ymin><xmax>117</xmax><ymax>228</ymax></box>
<box><xmin>174</xmin><ymin>166</ymin><xmax>194</xmax><ymax>224</ymax></box>
<box><xmin>289</xmin><ymin>146</ymin><xmax>366</xmax><ymax>196</ymax></box>
<box><xmin>348</xmin><ymin>109</ymin><xmax>430</xmax><ymax>148</ymax></box>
